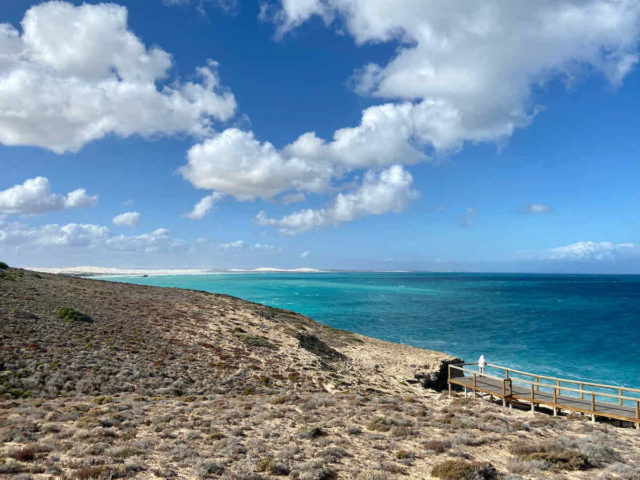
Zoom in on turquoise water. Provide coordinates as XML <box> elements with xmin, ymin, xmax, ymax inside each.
<box><xmin>99</xmin><ymin>272</ymin><xmax>640</xmax><ymax>389</ymax></box>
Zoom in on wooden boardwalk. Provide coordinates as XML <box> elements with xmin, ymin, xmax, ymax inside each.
<box><xmin>448</xmin><ymin>363</ymin><xmax>640</xmax><ymax>428</ymax></box>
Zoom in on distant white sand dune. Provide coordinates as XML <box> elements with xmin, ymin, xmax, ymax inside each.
<box><xmin>26</xmin><ymin>266</ymin><xmax>329</xmax><ymax>276</ymax></box>
<box><xmin>27</xmin><ymin>266</ymin><xmax>211</xmax><ymax>276</ymax></box>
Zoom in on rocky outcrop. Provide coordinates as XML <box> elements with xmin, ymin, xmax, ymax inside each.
<box><xmin>414</xmin><ymin>357</ymin><xmax>464</xmax><ymax>391</ymax></box>
<box><xmin>296</xmin><ymin>333</ymin><xmax>347</xmax><ymax>362</ymax></box>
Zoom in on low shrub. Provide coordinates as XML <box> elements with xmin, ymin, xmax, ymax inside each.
<box><xmin>197</xmin><ymin>460</ymin><xmax>225</xmax><ymax>477</ymax></box>
<box><xmin>0</xmin><ymin>261</ymin><xmax>8</xmax><ymax>269</ymax></box>
<box><xmin>257</xmin><ymin>457</ymin><xmax>290</xmax><ymax>476</ymax></box>
<box><xmin>296</xmin><ymin>460</ymin><xmax>335</xmax><ymax>480</ymax></box>
<box><xmin>10</xmin><ymin>446</ymin><xmax>36</xmax><ymax>462</ymax></box>
<box><xmin>423</xmin><ymin>439</ymin><xmax>451</xmax><ymax>454</ymax></box>
<box><xmin>509</xmin><ymin>440</ymin><xmax>591</xmax><ymax>471</ymax></box>
<box><xmin>391</xmin><ymin>426</ymin><xmax>413</xmax><ymax>437</ymax></box>
<box><xmin>55</xmin><ymin>307</ymin><xmax>93</xmax><ymax>323</ymax></box>
<box><xmin>298</xmin><ymin>425</ymin><xmax>325</xmax><ymax>439</ymax></box>
<box><xmin>395</xmin><ymin>450</ymin><xmax>413</xmax><ymax>460</ymax></box>
<box><xmin>0</xmin><ymin>458</ymin><xmax>26</xmax><ymax>474</ymax></box>
<box><xmin>523</xmin><ymin>450</ymin><xmax>590</xmax><ymax>470</ymax></box>
<box><xmin>431</xmin><ymin>460</ymin><xmax>498</xmax><ymax>480</ymax></box>
<box><xmin>367</xmin><ymin>417</ymin><xmax>393</xmax><ymax>432</ymax></box>
<box><xmin>236</xmin><ymin>333</ymin><xmax>274</xmax><ymax>348</ymax></box>
<box><xmin>70</xmin><ymin>465</ymin><xmax>127</xmax><ymax>479</ymax></box>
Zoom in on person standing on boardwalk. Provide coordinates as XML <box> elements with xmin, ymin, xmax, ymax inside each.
<box><xmin>478</xmin><ymin>355</ymin><xmax>486</xmax><ymax>375</ymax></box>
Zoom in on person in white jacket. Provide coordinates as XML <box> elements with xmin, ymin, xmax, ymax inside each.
<box><xmin>478</xmin><ymin>355</ymin><xmax>487</xmax><ymax>375</ymax></box>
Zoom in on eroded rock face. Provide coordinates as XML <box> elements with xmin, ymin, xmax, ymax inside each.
<box><xmin>414</xmin><ymin>358</ymin><xmax>464</xmax><ymax>391</ymax></box>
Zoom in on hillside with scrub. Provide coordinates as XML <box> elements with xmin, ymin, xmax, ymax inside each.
<box><xmin>1</xmin><ymin>264</ymin><xmax>639</xmax><ymax>479</ymax></box>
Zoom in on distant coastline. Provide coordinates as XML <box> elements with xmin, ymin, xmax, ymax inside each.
<box><xmin>27</xmin><ymin>266</ymin><xmax>331</xmax><ymax>277</ymax></box>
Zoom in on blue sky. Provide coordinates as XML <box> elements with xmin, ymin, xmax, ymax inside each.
<box><xmin>1</xmin><ymin>0</ymin><xmax>640</xmax><ymax>272</ymax></box>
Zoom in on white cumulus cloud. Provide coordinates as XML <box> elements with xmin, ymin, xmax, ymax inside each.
<box><xmin>0</xmin><ymin>221</ymin><xmax>109</xmax><ymax>247</ymax></box>
<box><xmin>185</xmin><ymin>192</ymin><xmax>224</xmax><ymax>220</ymax></box>
<box><xmin>0</xmin><ymin>218</ymin><xmax>286</xmax><ymax>266</ymax></box>
<box><xmin>272</xmin><ymin>0</ymin><xmax>640</xmax><ymax>152</ymax></box>
<box><xmin>180</xmin><ymin>128</ymin><xmax>334</xmax><ymax>201</ymax></box>
<box><xmin>0</xmin><ymin>1</ymin><xmax>236</xmax><ymax>153</ymax></box>
<box><xmin>182</xmin><ymin>0</ymin><xmax>640</xmax><ymax>233</ymax></box>
<box><xmin>112</xmin><ymin>211</ymin><xmax>141</xmax><ymax>227</ymax></box>
<box><xmin>545</xmin><ymin>241</ymin><xmax>639</xmax><ymax>261</ymax></box>
<box><xmin>0</xmin><ymin>177</ymin><xmax>97</xmax><ymax>215</ymax></box>
<box><xmin>0</xmin><ymin>220</ymin><xmax>257</xmax><ymax>255</ymax></box>
<box><xmin>256</xmin><ymin>165</ymin><xmax>417</xmax><ymax>235</ymax></box>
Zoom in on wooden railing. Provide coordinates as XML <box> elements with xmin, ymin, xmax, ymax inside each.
<box><xmin>447</xmin><ymin>362</ymin><xmax>640</xmax><ymax>428</ymax></box>
<box><xmin>486</xmin><ymin>363</ymin><xmax>640</xmax><ymax>404</ymax></box>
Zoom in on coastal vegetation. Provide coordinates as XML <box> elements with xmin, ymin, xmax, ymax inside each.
<box><xmin>0</xmin><ymin>267</ymin><xmax>639</xmax><ymax>478</ymax></box>
<box><xmin>55</xmin><ymin>306</ymin><xmax>94</xmax><ymax>324</ymax></box>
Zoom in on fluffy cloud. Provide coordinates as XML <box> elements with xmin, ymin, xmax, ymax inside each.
<box><xmin>544</xmin><ymin>241</ymin><xmax>639</xmax><ymax>261</ymax></box>
<box><xmin>112</xmin><ymin>211</ymin><xmax>141</xmax><ymax>227</ymax></box>
<box><xmin>256</xmin><ymin>165</ymin><xmax>417</xmax><ymax>235</ymax></box>
<box><xmin>185</xmin><ymin>192</ymin><xmax>224</xmax><ymax>220</ymax></box>
<box><xmin>179</xmin><ymin>101</ymin><xmax>449</xmax><ymax>210</ymax></box>
<box><xmin>182</xmin><ymin>0</ymin><xmax>640</xmax><ymax>233</ymax></box>
<box><xmin>180</xmin><ymin>129</ymin><xmax>334</xmax><ymax>201</ymax></box>
<box><xmin>0</xmin><ymin>220</ymin><xmax>173</xmax><ymax>252</ymax></box>
<box><xmin>0</xmin><ymin>219</ymin><xmax>281</xmax><ymax>258</ymax></box>
<box><xmin>0</xmin><ymin>177</ymin><xmax>97</xmax><ymax>215</ymax></box>
<box><xmin>272</xmin><ymin>0</ymin><xmax>640</xmax><ymax>152</ymax></box>
<box><xmin>284</xmin><ymin>101</ymin><xmax>454</xmax><ymax>165</ymax></box>
<box><xmin>0</xmin><ymin>2</ymin><xmax>236</xmax><ymax>153</ymax></box>
<box><xmin>0</xmin><ymin>221</ymin><xmax>109</xmax><ymax>247</ymax></box>
<box><xmin>180</xmin><ymin>101</ymin><xmax>455</xmax><ymax>202</ymax></box>
<box><xmin>520</xmin><ymin>203</ymin><xmax>552</xmax><ymax>214</ymax></box>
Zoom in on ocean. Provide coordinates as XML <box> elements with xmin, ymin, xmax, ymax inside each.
<box><xmin>98</xmin><ymin>272</ymin><xmax>640</xmax><ymax>389</ymax></box>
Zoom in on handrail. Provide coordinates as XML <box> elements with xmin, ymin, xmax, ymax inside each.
<box><xmin>448</xmin><ymin>364</ymin><xmax>640</xmax><ymax>426</ymax></box>
<box><xmin>450</xmin><ymin>365</ymin><xmax>508</xmax><ymax>384</ymax></box>
<box><xmin>500</xmin><ymin>375</ymin><xmax>640</xmax><ymax>403</ymax></box>
<box><xmin>486</xmin><ymin>363</ymin><xmax>640</xmax><ymax>395</ymax></box>
<box><xmin>449</xmin><ymin>365</ymin><xmax>640</xmax><ymax>404</ymax></box>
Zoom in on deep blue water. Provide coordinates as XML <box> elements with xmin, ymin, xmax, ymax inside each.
<box><xmin>99</xmin><ymin>272</ymin><xmax>640</xmax><ymax>389</ymax></box>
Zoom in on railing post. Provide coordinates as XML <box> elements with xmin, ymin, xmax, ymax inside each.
<box><xmin>536</xmin><ymin>377</ymin><xmax>540</xmax><ymax>392</ymax></box>
<box><xmin>553</xmin><ymin>387</ymin><xmax>557</xmax><ymax>416</ymax></box>
<box><xmin>448</xmin><ymin>365</ymin><xmax>452</xmax><ymax>399</ymax></box>
<box><xmin>591</xmin><ymin>393</ymin><xmax>596</xmax><ymax>423</ymax></box>
<box><xmin>501</xmin><ymin>380</ymin><xmax>506</xmax><ymax>407</ymax></box>
<box><xmin>635</xmin><ymin>401</ymin><xmax>639</xmax><ymax>430</ymax></box>
<box><xmin>505</xmin><ymin>369</ymin><xmax>509</xmax><ymax>380</ymax></box>
<box><xmin>619</xmin><ymin>388</ymin><xmax>623</xmax><ymax>406</ymax></box>
<box><xmin>580</xmin><ymin>383</ymin><xmax>584</xmax><ymax>399</ymax></box>
<box><xmin>557</xmin><ymin>379</ymin><xmax>561</xmax><ymax>396</ymax></box>
<box><xmin>473</xmin><ymin>373</ymin><xmax>477</xmax><ymax>398</ymax></box>
<box><xmin>530</xmin><ymin>384</ymin><xmax>535</xmax><ymax>413</ymax></box>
